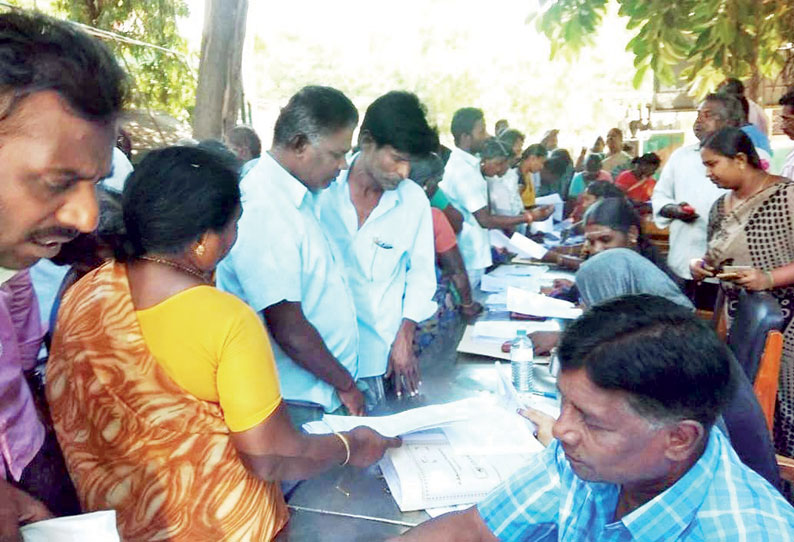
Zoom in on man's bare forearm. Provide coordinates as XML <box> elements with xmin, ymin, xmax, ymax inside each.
<box><xmin>474</xmin><ymin>208</ymin><xmax>526</xmax><ymax>230</ymax></box>
<box><xmin>263</xmin><ymin>301</ymin><xmax>355</xmax><ymax>391</ymax></box>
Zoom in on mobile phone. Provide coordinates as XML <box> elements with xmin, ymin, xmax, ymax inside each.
<box><xmin>722</xmin><ymin>265</ymin><xmax>753</xmax><ymax>273</ymax></box>
<box><xmin>716</xmin><ymin>265</ymin><xmax>753</xmax><ymax>281</ymax></box>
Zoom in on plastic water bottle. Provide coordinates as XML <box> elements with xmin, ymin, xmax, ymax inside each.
<box><xmin>510</xmin><ymin>329</ymin><xmax>534</xmax><ymax>392</ymax></box>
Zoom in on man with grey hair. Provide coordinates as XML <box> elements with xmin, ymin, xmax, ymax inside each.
<box><xmin>393</xmin><ymin>295</ymin><xmax>794</xmax><ymax>542</ymax></box>
<box><xmin>218</xmin><ymin>86</ymin><xmax>366</xmax><ymax>424</ymax></box>
<box><xmin>651</xmin><ymin>93</ymin><xmax>738</xmax><ymax>307</ymax></box>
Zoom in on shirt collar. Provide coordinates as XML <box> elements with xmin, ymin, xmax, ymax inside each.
<box><xmin>453</xmin><ymin>146</ymin><xmax>480</xmax><ymax>168</ymax></box>
<box><xmin>620</xmin><ymin>429</ymin><xmax>720</xmax><ymax>542</ymax></box>
<box><xmin>335</xmin><ymin>153</ymin><xmax>403</xmax><ymax>213</ymax></box>
<box><xmin>0</xmin><ymin>267</ymin><xmax>19</xmax><ymax>286</ymax></box>
<box><xmin>245</xmin><ymin>151</ymin><xmax>310</xmax><ymax>208</ymax></box>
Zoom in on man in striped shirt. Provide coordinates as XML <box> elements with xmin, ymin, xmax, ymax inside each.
<box><xmin>395</xmin><ymin>295</ymin><xmax>794</xmax><ymax>541</ymax></box>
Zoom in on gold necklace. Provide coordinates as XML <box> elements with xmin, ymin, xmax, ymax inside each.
<box><xmin>138</xmin><ymin>255</ymin><xmax>209</xmax><ymax>283</ymax></box>
<box><xmin>730</xmin><ymin>173</ymin><xmax>774</xmax><ymax>211</ymax></box>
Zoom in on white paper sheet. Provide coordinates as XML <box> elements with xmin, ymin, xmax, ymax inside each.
<box><xmin>302</xmin><ymin>398</ymin><xmax>485</xmax><ymax>437</ymax></box>
<box><xmin>470</xmin><ymin>320</ymin><xmax>560</xmax><ymax>342</ymax></box>
<box><xmin>534</xmin><ymin>193</ymin><xmax>565</xmax><ymax>221</ymax></box>
<box><xmin>506</xmin><ymin>287</ymin><xmax>583</xmax><ymax>319</ymax></box>
<box><xmin>486</xmin><ymin>264</ymin><xmax>548</xmax><ymax>278</ymax></box>
<box><xmin>480</xmin><ymin>273</ymin><xmax>540</xmax><ymax>293</ymax></box>
<box><xmin>424</xmin><ymin>504</ymin><xmax>470</xmax><ymax>518</ymax></box>
<box><xmin>509</xmin><ymin>232</ymin><xmax>548</xmax><ymax>259</ymax></box>
<box><xmin>484</xmin><ymin>292</ymin><xmax>507</xmax><ymax>310</ymax></box>
<box><xmin>457</xmin><ymin>325</ymin><xmax>553</xmax><ymax>364</ymax></box>
<box><xmin>379</xmin><ymin>441</ymin><xmax>532</xmax><ymax>511</ymax></box>
<box><xmin>488</xmin><ymin>229</ymin><xmax>512</xmax><ymax>249</ymax></box>
<box><xmin>441</xmin><ymin>414</ymin><xmax>542</xmax><ymax>456</ymax></box>
<box><xmin>21</xmin><ymin>511</ymin><xmax>120</xmax><ymax>542</ymax></box>
<box><xmin>530</xmin><ymin>217</ymin><xmax>554</xmax><ymax>234</ymax></box>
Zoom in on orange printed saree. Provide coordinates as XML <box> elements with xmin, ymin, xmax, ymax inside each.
<box><xmin>46</xmin><ymin>261</ymin><xmax>289</xmax><ymax>541</ymax></box>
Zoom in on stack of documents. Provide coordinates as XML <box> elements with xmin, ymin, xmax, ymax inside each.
<box><xmin>379</xmin><ymin>439</ymin><xmax>532</xmax><ymax>511</ymax></box>
<box><xmin>303</xmin><ymin>377</ymin><xmax>551</xmax><ymax>513</ymax></box>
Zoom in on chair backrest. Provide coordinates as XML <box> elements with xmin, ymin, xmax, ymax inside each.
<box><xmin>726</xmin><ymin>290</ymin><xmax>785</xmax><ymax>382</ymax></box>
<box><xmin>752</xmin><ymin>330</ymin><xmax>783</xmax><ymax>434</ymax></box>
<box><xmin>721</xmin><ymin>353</ymin><xmax>783</xmax><ymax>490</ymax></box>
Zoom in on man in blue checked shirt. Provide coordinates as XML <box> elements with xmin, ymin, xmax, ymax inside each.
<box><xmin>395</xmin><ymin>295</ymin><xmax>794</xmax><ymax>541</ymax></box>
<box><xmin>316</xmin><ymin>91</ymin><xmax>438</xmax><ymax>400</ymax></box>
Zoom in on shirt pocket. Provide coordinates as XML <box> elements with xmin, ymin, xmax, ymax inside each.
<box><xmin>368</xmin><ymin>238</ymin><xmax>406</xmax><ymax>282</ymax></box>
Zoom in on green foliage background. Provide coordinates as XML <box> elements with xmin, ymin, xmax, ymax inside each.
<box><xmin>535</xmin><ymin>0</ymin><xmax>794</xmax><ymax>98</ymax></box>
<box><xmin>10</xmin><ymin>0</ymin><xmax>196</xmax><ymax>121</ymax></box>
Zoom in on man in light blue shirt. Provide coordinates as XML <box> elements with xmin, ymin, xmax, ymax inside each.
<box><xmin>439</xmin><ymin>108</ymin><xmax>551</xmax><ymax>288</ymax></box>
<box><xmin>317</xmin><ymin>91</ymin><xmax>438</xmax><ymax>399</ymax></box>
<box><xmin>395</xmin><ymin>295</ymin><xmax>794</xmax><ymax>541</ymax></box>
<box><xmin>217</xmin><ymin>86</ymin><xmax>366</xmax><ymax>421</ymax></box>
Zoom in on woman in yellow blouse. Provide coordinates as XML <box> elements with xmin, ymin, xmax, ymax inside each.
<box><xmin>518</xmin><ymin>144</ymin><xmax>548</xmax><ymax>207</ymax></box>
<box><xmin>46</xmin><ymin>146</ymin><xmax>399</xmax><ymax>542</ymax></box>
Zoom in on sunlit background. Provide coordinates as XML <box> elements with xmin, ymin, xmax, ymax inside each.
<box><xmin>12</xmin><ymin>0</ymin><xmax>793</xmax><ymax>160</ymax></box>
<box><xmin>179</xmin><ymin>0</ymin><xmax>657</xmax><ymax>150</ymax></box>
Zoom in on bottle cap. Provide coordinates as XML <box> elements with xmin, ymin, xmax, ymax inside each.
<box><xmin>516</xmin><ymin>329</ymin><xmax>527</xmax><ymax>337</ymax></box>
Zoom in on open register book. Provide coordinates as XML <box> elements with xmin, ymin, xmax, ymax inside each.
<box><xmin>379</xmin><ymin>366</ymin><xmax>543</xmax><ymax>512</ymax></box>
<box><xmin>379</xmin><ymin>434</ymin><xmax>532</xmax><ymax>512</ymax></box>
<box><xmin>303</xmin><ymin>368</ymin><xmax>548</xmax><ymax>512</ymax></box>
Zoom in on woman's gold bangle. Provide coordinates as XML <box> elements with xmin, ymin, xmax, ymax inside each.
<box><xmin>334</xmin><ymin>432</ymin><xmax>351</xmax><ymax>466</ymax></box>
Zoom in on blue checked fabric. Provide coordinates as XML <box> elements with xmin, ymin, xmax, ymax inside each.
<box><xmin>477</xmin><ymin>429</ymin><xmax>794</xmax><ymax>541</ymax></box>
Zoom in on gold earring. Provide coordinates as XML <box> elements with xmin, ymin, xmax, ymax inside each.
<box><xmin>195</xmin><ymin>244</ymin><xmax>205</xmax><ymax>257</ymax></box>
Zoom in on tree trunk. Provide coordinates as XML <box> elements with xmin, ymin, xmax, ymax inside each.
<box><xmin>192</xmin><ymin>0</ymin><xmax>248</xmax><ymax>140</ymax></box>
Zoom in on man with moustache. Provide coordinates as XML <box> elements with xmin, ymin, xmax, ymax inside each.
<box><xmin>393</xmin><ymin>296</ymin><xmax>794</xmax><ymax>542</ymax></box>
<box><xmin>0</xmin><ymin>11</ymin><xmax>127</xmax><ymax>537</ymax></box>
<box><xmin>217</xmin><ymin>86</ymin><xmax>366</xmax><ymax>424</ymax></box>
<box><xmin>316</xmin><ymin>91</ymin><xmax>438</xmax><ymax>400</ymax></box>
<box><xmin>651</xmin><ymin>93</ymin><xmax>742</xmax><ymax>305</ymax></box>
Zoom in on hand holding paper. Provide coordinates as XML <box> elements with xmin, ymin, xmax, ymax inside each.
<box><xmin>509</xmin><ymin>232</ymin><xmax>548</xmax><ymax>260</ymax></box>
<box><xmin>506</xmin><ymin>286</ymin><xmax>582</xmax><ymax>319</ymax></box>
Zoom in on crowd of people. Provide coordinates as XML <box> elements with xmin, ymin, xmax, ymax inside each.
<box><xmin>2</xmin><ymin>9</ymin><xmax>794</xmax><ymax>542</ymax></box>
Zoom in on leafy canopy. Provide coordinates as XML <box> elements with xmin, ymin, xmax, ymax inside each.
<box><xmin>534</xmin><ymin>0</ymin><xmax>794</xmax><ymax>97</ymax></box>
<box><xmin>11</xmin><ymin>0</ymin><xmax>196</xmax><ymax>121</ymax></box>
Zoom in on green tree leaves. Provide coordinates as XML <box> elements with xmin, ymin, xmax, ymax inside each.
<box><xmin>534</xmin><ymin>0</ymin><xmax>794</xmax><ymax>98</ymax></box>
<box><xmin>39</xmin><ymin>0</ymin><xmax>197</xmax><ymax>121</ymax></box>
